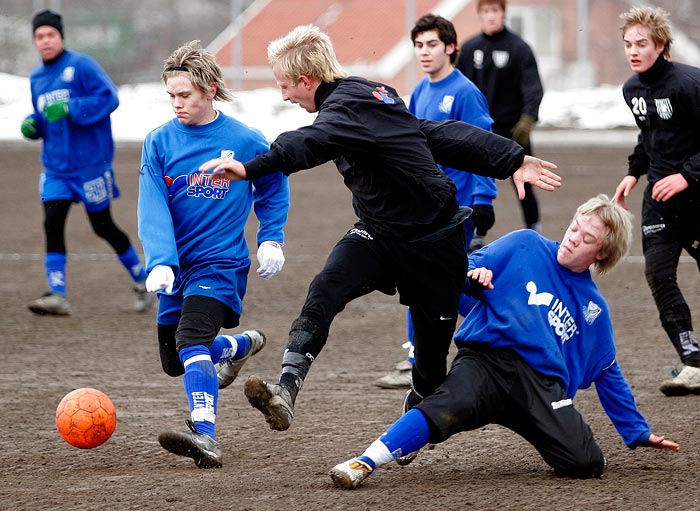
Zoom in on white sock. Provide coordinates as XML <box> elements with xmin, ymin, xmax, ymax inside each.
<box><xmin>360</xmin><ymin>438</ymin><xmax>394</xmax><ymax>469</ymax></box>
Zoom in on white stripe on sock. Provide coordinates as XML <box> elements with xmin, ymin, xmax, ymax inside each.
<box><xmin>191</xmin><ymin>408</ymin><xmax>216</xmax><ymax>424</ymax></box>
<box><xmin>361</xmin><ymin>438</ymin><xmax>394</xmax><ymax>468</ymax></box>
<box><xmin>183</xmin><ymin>353</ymin><xmax>212</xmax><ymax>368</ymax></box>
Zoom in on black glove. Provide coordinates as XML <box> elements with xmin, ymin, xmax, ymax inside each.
<box><xmin>470</xmin><ymin>204</ymin><xmax>495</xmax><ymax>237</ymax></box>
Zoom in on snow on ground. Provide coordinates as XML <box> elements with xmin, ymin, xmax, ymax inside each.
<box><xmin>0</xmin><ymin>72</ymin><xmax>636</xmax><ymax>144</ymax></box>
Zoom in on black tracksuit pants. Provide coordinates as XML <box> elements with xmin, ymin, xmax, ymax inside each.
<box><xmin>641</xmin><ymin>184</ymin><xmax>700</xmax><ymax>366</ymax></box>
<box><xmin>416</xmin><ymin>345</ymin><xmax>606</xmax><ymax>478</ymax></box>
<box><xmin>288</xmin><ymin>217</ymin><xmax>467</xmax><ymax>398</ymax></box>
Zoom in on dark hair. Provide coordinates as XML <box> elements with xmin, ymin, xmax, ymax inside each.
<box><xmin>411</xmin><ymin>14</ymin><xmax>459</xmax><ymax>64</ymax></box>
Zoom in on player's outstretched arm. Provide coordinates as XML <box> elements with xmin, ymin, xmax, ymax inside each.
<box><xmin>646</xmin><ymin>433</ymin><xmax>680</xmax><ymax>452</ymax></box>
<box><xmin>511</xmin><ymin>155</ymin><xmax>561</xmax><ymax>199</ymax></box>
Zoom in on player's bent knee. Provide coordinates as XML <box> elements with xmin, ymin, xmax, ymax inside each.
<box><xmin>161</xmin><ymin>358</ymin><xmax>185</xmax><ymax>377</ymax></box>
<box><xmin>157</xmin><ymin>324</ymin><xmax>184</xmax><ymax>377</ymax></box>
<box><xmin>175</xmin><ymin>311</ymin><xmax>219</xmax><ymax>352</ymax></box>
<box><xmin>553</xmin><ymin>453</ymin><xmax>605</xmax><ymax>479</ymax></box>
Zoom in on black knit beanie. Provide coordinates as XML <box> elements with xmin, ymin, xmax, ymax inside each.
<box><xmin>32</xmin><ymin>10</ymin><xmax>64</xmax><ymax>38</ymax></box>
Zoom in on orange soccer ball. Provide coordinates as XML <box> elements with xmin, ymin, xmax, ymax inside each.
<box><xmin>55</xmin><ymin>388</ymin><xmax>117</xmax><ymax>449</ymax></box>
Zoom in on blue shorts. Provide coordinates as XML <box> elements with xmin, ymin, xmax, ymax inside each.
<box><xmin>156</xmin><ymin>261</ymin><xmax>251</xmax><ymax>327</ymax></box>
<box><xmin>39</xmin><ymin>169</ymin><xmax>121</xmax><ymax>212</ymax></box>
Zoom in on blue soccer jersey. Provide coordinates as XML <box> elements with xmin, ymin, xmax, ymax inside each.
<box><xmin>459</xmin><ymin>229</ymin><xmax>651</xmax><ymax>446</ymax></box>
<box><xmin>29</xmin><ymin>50</ymin><xmax>119</xmax><ymax>177</ymax></box>
<box><xmin>138</xmin><ymin>112</ymin><xmax>289</xmax><ymax>314</ymax></box>
<box><xmin>409</xmin><ymin>69</ymin><xmax>497</xmax><ymax>211</ymax></box>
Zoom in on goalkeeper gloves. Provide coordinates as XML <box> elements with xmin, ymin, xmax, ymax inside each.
<box><xmin>256</xmin><ymin>240</ymin><xmax>285</xmax><ymax>280</ymax></box>
<box><xmin>146</xmin><ymin>265</ymin><xmax>175</xmax><ymax>294</ymax></box>
<box><xmin>43</xmin><ymin>101</ymin><xmax>70</xmax><ymax>122</ymax></box>
<box><xmin>21</xmin><ymin>116</ymin><xmax>40</xmax><ymax>139</ymax></box>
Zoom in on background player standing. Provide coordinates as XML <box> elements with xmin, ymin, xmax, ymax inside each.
<box><xmin>457</xmin><ymin>0</ymin><xmax>544</xmax><ymax>232</ymax></box>
<box><xmin>138</xmin><ymin>41</ymin><xmax>289</xmax><ymax>468</ymax></box>
<box><xmin>22</xmin><ymin>10</ymin><xmax>152</xmax><ymax>316</ymax></box>
<box><xmin>613</xmin><ymin>6</ymin><xmax>700</xmax><ymax>396</ymax></box>
<box><xmin>199</xmin><ymin>24</ymin><xmax>561</xmax><ymax>435</ymax></box>
<box><xmin>330</xmin><ymin>195</ymin><xmax>679</xmax><ymax>489</ymax></box>
<box><xmin>375</xmin><ymin>13</ymin><xmax>497</xmax><ymax>390</ymax></box>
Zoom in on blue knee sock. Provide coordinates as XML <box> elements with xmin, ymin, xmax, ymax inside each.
<box><xmin>179</xmin><ymin>345</ymin><xmax>218</xmax><ymax>439</ymax></box>
<box><xmin>45</xmin><ymin>252</ymin><xmax>67</xmax><ymax>297</ymax></box>
<box><xmin>358</xmin><ymin>408</ymin><xmax>431</xmax><ymax>469</ymax></box>
<box><xmin>118</xmin><ymin>245</ymin><xmax>147</xmax><ymax>282</ymax></box>
<box><xmin>209</xmin><ymin>334</ymin><xmax>250</xmax><ymax>364</ymax></box>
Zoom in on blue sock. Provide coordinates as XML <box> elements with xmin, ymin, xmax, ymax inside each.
<box><xmin>45</xmin><ymin>252</ymin><xmax>67</xmax><ymax>297</ymax></box>
<box><xmin>354</xmin><ymin>409</ymin><xmax>431</xmax><ymax>471</ymax></box>
<box><xmin>380</xmin><ymin>408</ymin><xmax>430</xmax><ymax>458</ymax></box>
<box><xmin>118</xmin><ymin>245</ymin><xmax>147</xmax><ymax>282</ymax></box>
<box><xmin>209</xmin><ymin>334</ymin><xmax>250</xmax><ymax>364</ymax></box>
<box><xmin>179</xmin><ymin>345</ymin><xmax>218</xmax><ymax>439</ymax></box>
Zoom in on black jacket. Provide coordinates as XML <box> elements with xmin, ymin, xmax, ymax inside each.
<box><xmin>457</xmin><ymin>28</ymin><xmax>543</xmax><ymax>129</ymax></box>
<box><xmin>245</xmin><ymin>76</ymin><xmax>524</xmax><ymax>239</ymax></box>
<box><xmin>623</xmin><ymin>56</ymin><xmax>700</xmax><ymax>188</ymax></box>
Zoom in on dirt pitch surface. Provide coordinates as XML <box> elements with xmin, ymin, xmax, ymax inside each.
<box><xmin>2</xmin><ymin>138</ymin><xmax>699</xmax><ymax>511</ymax></box>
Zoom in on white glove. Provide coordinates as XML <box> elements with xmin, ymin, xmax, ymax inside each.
<box><xmin>256</xmin><ymin>241</ymin><xmax>285</xmax><ymax>280</ymax></box>
<box><xmin>146</xmin><ymin>265</ymin><xmax>175</xmax><ymax>294</ymax></box>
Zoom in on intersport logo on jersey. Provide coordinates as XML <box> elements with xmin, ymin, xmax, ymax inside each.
<box><xmin>165</xmin><ymin>173</ymin><xmax>230</xmax><ymax>199</ymax></box>
<box><xmin>527</xmin><ymin>280</ymin><xmax>585</xmax><ymax>343</ymax></box>
<box><xmin>186</xmin><ymin>173</ymin><xmax>230</xmax><ymax>199</ymax></box>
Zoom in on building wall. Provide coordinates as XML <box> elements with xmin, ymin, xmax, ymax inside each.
<box><xmin>451</xmin><ymin>0</ymin><xmax>632</xmax><ymax>90</ymax></box>
<box><xmin>216</xmin><ymin>0</ymin><xmax>698</xmax><ymax>93</ymax></box>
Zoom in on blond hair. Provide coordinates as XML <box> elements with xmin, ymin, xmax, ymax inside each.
<box><xmin>620</xmin><ymin>6</ymin><xmax>672</xmax><ymax>59</ymax></box>
<box><xmin>161</xmin><ymin>40</ymin><xmax>234</xmax><ymax>102</ymax></box>
<box><xmin>575</xmin><ymin>194</ymin><xmax>633</xmax><ymax>274</ymax></box>
<box><xmin>267</xmin><ymin>25</ymin><xmax>348</xmax><ymax>84</ymax></box>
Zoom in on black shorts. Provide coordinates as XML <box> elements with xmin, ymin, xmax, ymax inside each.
<box><xmin>416</xmin><ymin>345</ymin><xmax>605</xmax><ymax>478</ymax></box>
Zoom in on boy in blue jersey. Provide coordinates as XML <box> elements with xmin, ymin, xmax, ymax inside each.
<box><xmin>22</xmin><ymin>10</ymin><xmax>152</xmax><ymax>316</ymax></box>
<box><xmin>375</xmin><ymin>13</ymin><xmax>498</xmax><ymax>390</ymax></box>
<box><xmin>330</xmin><ymin>194</ymin><xmax>679</xmax><ymax>488</ymax></box>
<box><xmin>138</xmin><ymin>41</ymin><xmax>289</xmax><ymax>468</ymax></box>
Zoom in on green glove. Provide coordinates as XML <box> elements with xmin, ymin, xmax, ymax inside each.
<box><xmin>20</xmin><ymin>116</ymin><xmax>40</xmax><ymax>139</ymax></box>
<box><xmin>43</xmin><ymin>101</ymin><xmax>70</xmax><ymax>122</ymax></box>
<box><xmin>511</xmin><ymin>113</ymin><xmax>536</xmax><ymax>147</ymax></box>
